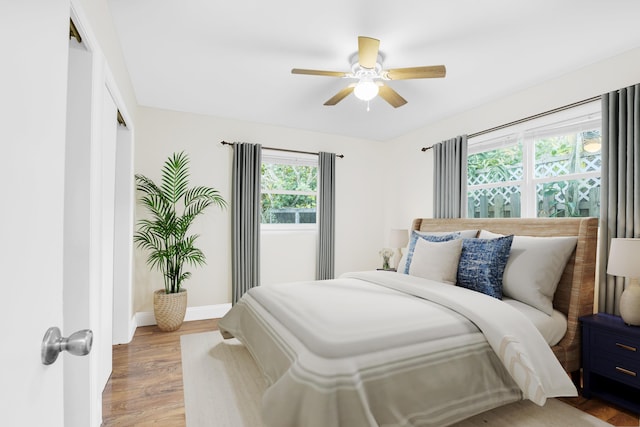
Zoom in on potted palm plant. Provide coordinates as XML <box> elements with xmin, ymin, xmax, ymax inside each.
<box><xmin>135</xmin><ymin>151</ymin><xmax>227</xmax><ymax>331</ymax></box>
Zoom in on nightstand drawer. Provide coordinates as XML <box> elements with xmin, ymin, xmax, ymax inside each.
<box><xmin>592</xmin><ymin>353</ymin><xmax>640</xmax><ymax>389</ymax></box>
<box><xmin>581</xmin><ymin>313</ymin><xmax>640</xmax><ymax>414</ymax></box>
<box><xmin>592</xmin><ymin>328</ymin><xmax>640</xmax><ymax>360</ymax></box>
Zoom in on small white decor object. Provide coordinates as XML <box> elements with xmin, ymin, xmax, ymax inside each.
<box><xmin>607</xmin><ymin>238</ymin><xmax>640</xmax><ymax>326</ymax></box>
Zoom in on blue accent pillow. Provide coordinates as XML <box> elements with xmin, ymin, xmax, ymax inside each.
<box><xmin>404</xmin><ymin>231</ymin><xmax>460</xmax><ymax>274</ymax></box>
<box><xmin>456</xmin><ymin>235</ymin><xmax>514</xmax><ymax>299</ymax></box>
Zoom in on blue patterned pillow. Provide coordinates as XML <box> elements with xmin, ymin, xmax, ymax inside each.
<box><xmin>456</xmin><ymin>235</ymin><xmax>514</xmax><ymax>299</ymax></box>
<box><xmin>404</xmin><ymin>231</ymin><xmax>460</xmax><ymax>274</ymax></box>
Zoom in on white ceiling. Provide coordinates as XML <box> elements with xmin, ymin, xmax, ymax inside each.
<box><xmin>108</xmin><ymin>0</ymin><xmax>640</xmax><ymax>141</ymax></box>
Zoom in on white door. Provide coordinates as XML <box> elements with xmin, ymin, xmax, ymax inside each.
<box><xmin>98</xmin><ymin>86</ymin><xmax>118</xmax><ymax>390</ymax></box>
<box><xmin>1</xmin><ymin>1</ymin><xmax>71</xmax><ymax>425</ymax></box>
<box><xmin>113</xmin><ymin>124</ymin><xmax>135</xmax><ymax>345</ymax></box>
<box><xmin>2</xmin><ymin>3</ymin><xmax>124</xmax><ymax>425</ymax></box>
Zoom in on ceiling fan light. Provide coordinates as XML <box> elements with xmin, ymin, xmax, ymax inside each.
<box><xmin>354</xmin><ymin>80</ymin><xmax>379</xmax><ymax>101</ymax></box>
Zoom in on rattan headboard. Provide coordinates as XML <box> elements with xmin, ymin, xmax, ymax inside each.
<box><xmin>411</xmin><ymin>217</ymin><xmax>598</xmax><ymax>374</ymax></box>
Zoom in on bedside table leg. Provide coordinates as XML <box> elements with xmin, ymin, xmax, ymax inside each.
<box><xmin>570</xmin><ymin>370</ymin><xmax>581</xmax><ymax>390</ymax></box>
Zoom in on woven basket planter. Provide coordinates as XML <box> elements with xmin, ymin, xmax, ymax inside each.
<box><xmin>153</xmin><ymin>289</ymin><xmax>188</xmax><ymax>332</ymax></box>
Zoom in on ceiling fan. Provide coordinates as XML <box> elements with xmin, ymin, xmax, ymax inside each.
<box><xmin>291</xmin><ymin>36</ymin><xmax>446</xmax><ymax>108</ymax></box>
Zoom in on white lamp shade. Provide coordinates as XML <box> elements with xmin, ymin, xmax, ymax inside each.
<box><xmin>582</xmin><ymin>139</ymin><xmax>601</xmax><ymax>153</ymax></box>
<box><xmin>389</xmin><ymin>229</ymin><xmax>409</xmax><ymax>248</ymax></box>
<box><xmin>607</xmin><ymin>238</ymin><xmax>640</xmax><ymax>278</ymax></box>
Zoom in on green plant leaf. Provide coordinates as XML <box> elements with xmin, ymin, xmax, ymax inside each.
<box><xmin>134</xmin><ymin>152</ymin><xmax>227</xmax><ymax>292</ymax></box>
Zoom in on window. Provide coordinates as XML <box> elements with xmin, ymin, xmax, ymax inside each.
<box><xmin>467</xmin><ymin>103</ymin><xmax>601</xmax><ymax>218</ymax></box>
<box><xmin>261</xmin><ymin>152</ymin><xmax>318</xmax><ymax>227</ymax></box>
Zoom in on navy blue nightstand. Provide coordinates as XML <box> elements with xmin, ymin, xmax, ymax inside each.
<box><xmin>580</xmin><ymin>313</ymin><xmax>640</xmax><ymax>413</ymax></box>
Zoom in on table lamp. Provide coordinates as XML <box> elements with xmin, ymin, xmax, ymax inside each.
<box><xmin>607</xmin><ymin>238</ymin><xmax>640</xmax><ymax>325</ymax></box>
<box><xmin>389</xmin><ymin>229</ymin><xmax>409</xmax><ymax>269</ymax></box>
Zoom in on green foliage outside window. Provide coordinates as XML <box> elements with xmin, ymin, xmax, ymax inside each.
<box><xmin>261</xmin><ymin>162</ymin><xmax>318</xmax><ymax>224</ymax></box>
<box><xmin>468</xmin><ymin>144</ymin><xmax>522</xmax><ymax>184</ymax></box>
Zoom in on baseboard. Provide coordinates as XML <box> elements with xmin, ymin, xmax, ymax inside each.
<box><xmin>113</xmin><ymin>315</ymin><xmax>138</xmax><ymax>345</ymax></box>
<box><xmin>135</xmin><ymin>303</ymin><xmax>232</xmax><ymax>327</ymax></box>
<box><xmin>128</xmin><ymin>316</ymin><xmax>137</xmax><ymax>342</ymax></box>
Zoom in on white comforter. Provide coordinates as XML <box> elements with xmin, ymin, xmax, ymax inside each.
<box><xmin>219</xmin><ymin>271</ymin><xmax>577</xmax><ymax>427</ymax></box>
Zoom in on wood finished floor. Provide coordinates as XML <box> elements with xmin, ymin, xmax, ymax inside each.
<box><xmin>102</xmin><ymin>319</ymin><xmax>639</xmax><ymax>426</ymax></box>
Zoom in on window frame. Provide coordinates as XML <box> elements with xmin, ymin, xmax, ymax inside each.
<box><xmin>467</xmin><ymin>101</ymin><xmax>601</xmax><ymax>219</ymax></box>
<box><xmin>260</xmin><ymin>151</ymin><xmax>319</xmax><ymax>231</ymax></box>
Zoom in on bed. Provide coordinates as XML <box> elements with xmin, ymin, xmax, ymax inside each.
<box><xmin>219</xmin><ymin>217</ymin><xmax>598</xmax><ymax>427</ymax></box>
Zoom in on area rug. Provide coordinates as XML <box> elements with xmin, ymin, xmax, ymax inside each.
<box><xmin>181</xmin><ymin>331</ymin><xmax>611</xmax><ymax>427</ymax></box>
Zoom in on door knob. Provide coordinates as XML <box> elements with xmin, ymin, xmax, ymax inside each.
<box><xmin>41</xmin><ymin>327</ymin><xmax>93</xmax><ymax>365</ymax></box>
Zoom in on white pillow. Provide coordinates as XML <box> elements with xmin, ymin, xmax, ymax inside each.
<box><xmin>479</xmin><ymin>230</ymin><xmax>578</xmax><ymax>315</ymax></box>
<box><xmin>396</xmin><ymin>230</ymin><xmax>478</xmax><ymax>271</ymax></box>
<box><xmin>407</xmin><ymin>238</ymin><xmax>463</xmax><ymax>284</ymax></box>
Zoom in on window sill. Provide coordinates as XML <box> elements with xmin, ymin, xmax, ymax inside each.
<box><xmin>261</xmin><ymin>224</ymin><xmax>318</xmax><ymax>232</ymax></box>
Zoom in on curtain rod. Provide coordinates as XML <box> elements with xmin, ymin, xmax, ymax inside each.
<box><xmin>467</xmin><ymin>95</ymin><xmax>601</xmax><ymax>139</ymax></box>
<box><xmin>420</xmin><ymin>95</ymin><xmax>602</xmax><ymax>152</ymax></box>
<box><xmin>220</xmin><ymin>141</ymin><xmax>344</xmax><ymax>158</ymax></box>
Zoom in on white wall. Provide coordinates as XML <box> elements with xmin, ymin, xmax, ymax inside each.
<box><xmin>74</xmin><ymin>0</ymin><xmax>138</xmax><ymax>122</ymax></box>
<box><xmin>382</xmin><ymin>47</ymin><xmax>640</xmax><ymax>233</ymax></box>
<box><xmin>134</xmin><ymin>47</ymin><xmax>640</xmax><ymax>316</ymax></box>
<box><xmin>261</xmin><ymin>230</ymin><xmax>317</xmax><ymax>285</ymax></box>
<box><xmin>134</xmin><ymin>107</ymin><xmax>387</xmax><ymax>312</ymax></box>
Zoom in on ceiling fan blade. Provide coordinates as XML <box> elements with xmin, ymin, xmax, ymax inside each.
<box><xmin>291</xmin><ymin>68</ymin><xmax>348</xmax><ymax>78</ymax></box>
<box><xmin>377</xmin><ymin>84</ymin><xmax>407</xmax><ymax>108</ymax></box>
<box><xmin>358</xmin><ymin>36</ymin><xmax>380</xmax><ymax>69</ymax></box>
<box><xmin>324</xmin><ymin>85</ymin><xmax>356</xmax><ymax>106</ymax></box>
<box><xmin>385</xmin><ymin>65</ymin><xmax>446</xmax><ymax>80</ymax></box>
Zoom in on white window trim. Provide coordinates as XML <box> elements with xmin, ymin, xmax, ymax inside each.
<box><xmin>262</xmin><ymin>150</ymin><xmax>318</xmax><ymax>166</ymax></box>
<box><xmin>261</xmin><ymin>223</ymin><xmax>318</xmax><ymax>232</ymax></box>
<box><xmin>261</xmin><ymin>189</ymin><xmax>317</xmax><ymax>196</ymax></box>
<box><xmin>469</xmin><ymin>101</ymin><xmax>601</xmax><ymax>152</ymax></box>
<box><xmin>468</xmin><ymin>101</ymin><xmax>601</xmax><ymax>218</ymax></box>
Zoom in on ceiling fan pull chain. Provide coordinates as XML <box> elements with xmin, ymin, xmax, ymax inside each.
<box><xmin>367</xmin><ymin>100</ymin><xmax>371</xmax><ymax>112</ymax></box>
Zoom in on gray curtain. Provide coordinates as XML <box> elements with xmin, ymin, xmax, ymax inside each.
<box><xmin>317</xmin><ymin>152</ymin><xmax>336</xmax><ymax>280</ymax></box>
<box><xmin>433</xmin><ymin>135</ymin><xmax>468</xmax><ymax>218</ymax></box>
<box><xmin>599</xmin><ymin>84</ymin><xmax>640</xmax><ymax>314</ymax></box>
<box><xmin>231</xmin><ymin>142</ymin><xmax>262</xmax><ymax>304</ymax></box>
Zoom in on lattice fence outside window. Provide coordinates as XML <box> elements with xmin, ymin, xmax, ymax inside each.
<box><xmin>468</xmin><ymin>153</ymin><xmax>601</xmax><ymax>218</ymax></box>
